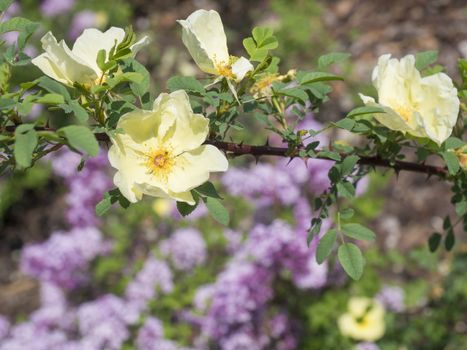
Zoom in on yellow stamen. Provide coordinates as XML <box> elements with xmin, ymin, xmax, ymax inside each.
<box><xmin>394</xmin><ymin>105</ymin><xmax>413</xmax><ymax>123</ymax></box>
<box><xmin>216</xmin><ymin>62</ymin><xmax>235</xmax><ymax>79</ymax></box>
<box><xmin>145</xmin><ymin>147</ymin><xmax>174</xmax><ymax>180</ymax></box>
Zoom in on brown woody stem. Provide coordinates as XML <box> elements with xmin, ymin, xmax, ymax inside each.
<box><xmin>3</xmin><ymin>126</ymin><xmax>448</xmax><ymax>177</ymax></box>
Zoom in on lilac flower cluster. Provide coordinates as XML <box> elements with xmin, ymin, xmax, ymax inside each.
<box><xmin>21</xmin><ymin>227</ymin><xmax>107</xmax><ymax>289</ymax></box>
<box><xmin>125</xmin><ymin>256</ymin><xmax>174</xmax><ymax>312</ymax></box>
<box><xmin>376</xmin><ymin>285</ymin><xmax>405</xmax><ymax>312</ymax></box>
<box><xmin>51</xmin><ymin>149</ymin><xmax>112</xmax><ymax>227</ymax></box>
<box><xmin>76</xmin><ymin>294</ymin><xmax>139</xmax><ymax>349</ymax></box>
<box><xmin>191</xmin><ymin>219</ymin><xmax>329</xmax><ymax>348</ymax></box>
<box><xmin>40</xmin><ymin>0</ymin><xmax>75</xmax><ymax>17</ymax></box>
<box><xmin>160</xmin><ymin>228</ymin><xmax>207</xmax><ymax>271</ymax></box>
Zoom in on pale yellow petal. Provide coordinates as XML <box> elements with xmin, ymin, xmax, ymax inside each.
<box><xmin>130</xmin><ymin>35</ymin><xmax>150</xmax><ymax>55</ymax></box>
<box><xmin>359</xmin><ymin>95</ymin><xmax>413</xmax><ymax>134</ymax></box>
<box><xmin>231</xmin><ymin>56</ymin><xmax>253</xmax><ymax>82</ymax></box>
<box><xmin>71</xmin><ymin>27</ymin><xmax>125</xmax><ymax>74</ymax></box>
<box><xmin>154</xmin><ymin>91</ymin><xmax>209</xmax><ymax>153</ymax></box>
<box><xmin>177</xmin><ymin>9</ymin><xmax>229</xmax><ymax>74</ymax></box>
<box><xmin>136</xmin><ymin>183</ymin><xmax>195</xmax><ymax>205</ymax></box>
<box><xmin>31</xmin><ymin>53</ymin><xmax>70</xmax><ymax>85</ymax></box>
<box><xmin>38</xmin><ymin>32</ymin><xmax>97</xmax><ymax>85</ymax></box>
<box><xmin>168</xmin><ymin>145</ymin><xmax>228</xmax><ymax>193</ymax></box>
<box><xmin>117</xmin><ymin>109</ymin><xmax>171</xmax><ymax>144</ymax></box>
<box><xmin>416</xmin><ymin>72</ymin><xmax>460</xmax><ymax>145</ymax></box>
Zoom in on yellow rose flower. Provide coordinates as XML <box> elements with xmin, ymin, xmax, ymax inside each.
<box><xmin>31</xmin><ymin>27</ymin><xmax>149</xmax><ymax>87</ymax></box>
<box><xmin>177</xmin><ymin>9</ymin><xmax>253</xmax><ymax>82</ymax></box>
<box><xmin>152</xmin><ymin>198</ymin><xmax>173</xmax><ymax>217</ymax></box>
<box><xmin>338</xmin><ymin>297</ymin><xmax>386</xmax><ymax>342</ymax></box>
<box><xmin>108</xmin><ymin>90</ymin><xmax>228</xmax><ymax>204</ymax></box>
<box><xmin>359</xmin><ymin>54</ymin><xmax>459</xmax><ymax>145</ymax></box>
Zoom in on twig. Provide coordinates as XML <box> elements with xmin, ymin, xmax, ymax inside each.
<box><xmin>3</xmin><ymin>126</ymin><xmax>448</xmax><ymax>177</ymax></box>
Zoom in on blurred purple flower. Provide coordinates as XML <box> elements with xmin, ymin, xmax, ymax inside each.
<box><xmin>125</xmin><ymin>256</ymin><xmax>174</xmax><ymax>311</ymax></box>
<box><xmin>0</xmin><ymin>316</ymin><xmax>10</xmax><ymax>339</ymax></box>
<box><xmin>0</xmin><ymin>323</ymin><xmax>68</xmax><ymax>350</ymax></box>
<box><xmin>202</xmin><ymin>261</ymin><xmax>273</xmax><ymax>339</ymax></box>
<box><xmin>69</xmin><ymin>10</ymin><xmax>106</xmax><ymax>40</ymax></box>
<box><xmin>51</xmin><ymin>149</ymin><xmax>112</xmax><ymax>227</ymax></box>
<box><xmin>136</xmin><ymin>317</ymin><xmax>164</xmax><ymax>350</ymax></box>
<box><xmin>50</xmin><ymin>148</ymin><xmax>82</xmax><ymax>178</ymax></box>
<box><xmin>356</xmin><ymin>342</ymin><xmax>380</xmax><ymax>350</ymax></box>
<box><xmin>77</xmin><ymin>295</ymin><xmax>138</xmax><ymax>350</ymax></box>
<box><xmin>21</xmin><ymin>227</ymin><xmax>106</xmax><ymax>289</ymax></box>
<box><xmin>376</xmin><ymin>285</ymin><xmax>405</xmax><ymax>312</ymax></box>
<box><xmin>160</xmin><ymin>228</ymin><xmax>206</xmax><ymax>271</ymax></box>
<box><xmin>40</xmin><ymin>0</ymin><xmax>74</xmax><ymax>17</ymax></box>
<box><xmin>193</xmin><ymin>284</ymin><xmax>215</xmax><ymax>312</ymax></box>
<box><xmin>292</xmin><ymin>254</ymin><xmax>328</xmax><ymax>289</ymax></box>
<box><xmin>221</xmin><ymin>332</ymin><xmax>261</xmax><ymax>350</ymax></box>
<box><xmin>222</xmin><ymin>164</ymin><xmax>300</xmax><ymax>207</ymax></box>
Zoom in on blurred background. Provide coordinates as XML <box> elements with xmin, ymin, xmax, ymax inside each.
<box><xmin>0</xmin><ymin>0</ymin><xmax>466</xmax><ymax>349</ymax></box>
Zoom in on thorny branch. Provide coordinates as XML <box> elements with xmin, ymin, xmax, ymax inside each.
<box><xmin>3</xmin><ymin>125</ymin><xmax>448</xmax><ymax>177</ymax></box>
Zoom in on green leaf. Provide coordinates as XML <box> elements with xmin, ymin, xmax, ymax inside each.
<box><xmin>415</xmin><ymin>50</ymin><xmax>438</xmax><ymax>71</ymax></box>
<box><xmin>177</xmin><ymin>201</ymin><xmax>198</xmax><ymax>217</ymax></box>
<box><xmin>0</xmin><ymin>98</ymin><xmax>16</xmax><ymax>110</ymax></box>
<box><xmin>346</xmin><ymin>106</ymin><xmax>384</xmax><ymax>118</ymax></box>
<box><xmin>428</xmin><ymin>232</ymin><xmax>442</xmax><ymax>252</ymax></box>
<box><xmin>68</xmin><ymin>100</ymin><xmax>88</xmax><ymax>122</ymax></box>
<box><xmin>316</xmin><ymin>229</ymin><xmax>337</xmax><ymax>264</ymax></box>
<box><xmin>338</xmin><ymin>243</ymin><xmax>364</xmax><ymax>280</ymax></box>
<box><xmin>107</xmin><ymin>72</ymin><xmax>143</xmax><ymax>88</ymax></box>
<box><xmin>341</xmin><ymin>155</ymin><xmax>360</xmax><ymax>176</ymax></box>
<box><xmin>340</xmin><ymin>208</ymin><xmax>355</xmax><ymax>220</ymax></box>
<box><xmin>124</xmin><ymin>59</ymin><xmax>151</xmax><ymax>99</ymax></box>
<box><xmin>444</xmin><ymin>136</ymin><xmax>464</xmax><ymax>150</ymax></box>
<box><xmin>441</xmin><ymin>151</ymin><xmax>460</xmax><ymax>175</ymax></box>
<box><xmin>96</xmin><ymin>49</ymin><xmax>107</xmax><ymax>71</ymax></box>
<box><xmin>59</xmin><ymin>125</ymin><xmax>99</xmax><ymax>156</ymax></box>
<box><xmin>443</xmin><ymin>216</ymin><xmax>452</xmax><ymax>230</ymax></box>
<box><xmin>318</xmin><ymin>52</ymin><xmax>350</xmax><ymax>69</ymax></box>
<box><xmin>167</xmin><ymin>76</ymin><xmax>205</xmax><ymax>95</ymax></box>
<box><xmin>243</xmin><ymin>37</ymin><xmax>267</xmax><ymax>62</ymax></box>
<box><xmin>37</xmin><ymin>76</ymin><xmax>71</xmax><ymax>100</ymax></box>
<box><xmin>337</xmin><ymin>181</ymin><xmax>355</xmax><ymax>199</ymax></box>
<box><xmin>318</xmin><ymin>150</ymin><xmax>341</xmax><ymax>161</ymax></box>
<box><xmin>14</xmin><ymin>124</ymin><xmax>38</xmax><ymax>168</ymax></box>
<box><xmin>275</xmin><ymin>86</ymin><xmax>308</xmax><ymax>103</ymax></box>
<box><xmin>333</xmin><ymin>118</ymin><xmax>355</xmax><ymax>130</ymax></box>
<box><xmin>95</xmin><ymin>195</ymin><xmax>113</xmax><ymax>216</ymax></box>
<box><xmin>35</xmin><ymin>93</ymin><xmax>65</xmax><ymax>105</ymax></box>
<box><xmin>308</xmin><ymin>218</ymin><xmax>322</xmax><ymax>245</ymax></box>
<box><xmin>0</xmin><ymin>17</ymin><xmax>38</xmax><ymax>34</ymax></box>
<box><xmin>444</xmin><ymin>229</ymin><xmax>455</xmax><ymax>251</ymax></box>
<box><xmin>252</xmin><ymin>27</ymin><xmax>276</xmax><ymax>48</ymax></box>
<box><xmin>204</xmin><ymin>197</ymin><xmax>229</xmax><ymax>225</ymax></box>
<box><xmin>341</xmin><ymin>223</ymin><xmax>376</xmax><ymax>241</ymax></box>
<box><xmin>195</xmin><ymin>181</ymin><xmax>222</xmax><ymax>199</ymax></box>
<box><xmin>455</xmin><ymin>201</ymin><xmax>467</xmax><ymax>216</ymax></box>
<box><xmin>0</xmin><ymin>0</ymin><xmax>14</xmax><ymax>12</ymax></box>
<box><xmin>299</xmin><ymin>71</ymin><xmax>343</xmax><ymax>85</ymax></box>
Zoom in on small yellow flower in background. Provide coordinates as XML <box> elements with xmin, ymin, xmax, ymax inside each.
<box><xmin>32</xmin><ymin>27</ymin><xmax>149</xmax><ymax>87</ymax></box>
<box><xmin>338</xmin><ymin>297</ymin><xmax>386</xmax><ymax>342</ymax></box>
<box><xmin>455</xmin><ymin>146</ymin><xmax>467</xmax><ymax>171</ymax></box>
<box><xmin>152</xmin><ymin>199</ymin><xmax>173</xmax><ymax>217</ymax></box>
<box><xmin>359</xmin><ymin>54</ymin><xmax>459</xmax><ymax>146</ymax></box>
<box><xmin>108</xmin><ymin>90</ymin><xmax>228</xmax><ymax>204</ymax></box>
<box><xmin>178</xmin><ymin>9</ymin><xmax>253</xmax><ymax>82</ymax></box>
